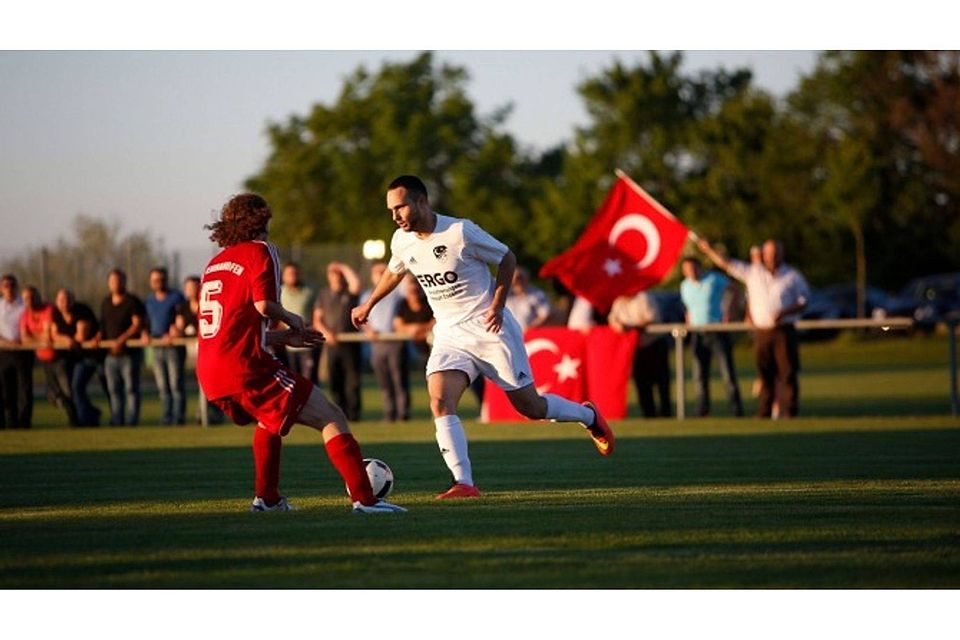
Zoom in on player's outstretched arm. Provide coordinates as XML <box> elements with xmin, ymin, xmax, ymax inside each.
<box><xmin>696</xmin><ymin>238</ymin><xmax>731</xmax><ymax>273</ymax></box>
<box><xmin>351</xmin><ymin>268</ymin><xmax>404</xmax><ymax>328</ymax></box>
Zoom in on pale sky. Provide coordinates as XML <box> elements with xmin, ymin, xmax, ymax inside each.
<box><xmin>0</xmin><ymin>50</ymin><xmax>819</xmax><ymax>255</ymax></box>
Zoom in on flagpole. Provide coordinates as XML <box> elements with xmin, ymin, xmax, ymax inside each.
<box><xmin>614</xmin><ymin>168</ymin><xmax>701</xmax><ymax>242</ymax></box>
<box><xmin>614</xmin><ymin>168</ymin><xmax>680</xmax><ymax>222</ymax></box>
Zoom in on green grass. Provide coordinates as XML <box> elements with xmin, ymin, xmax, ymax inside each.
<box><xmin>1</xmin><ymin>333</ymin><xmax>959</xmax><ymax>588</ymax></box>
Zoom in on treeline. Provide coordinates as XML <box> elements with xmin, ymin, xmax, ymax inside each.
<box><xmin>246</xmin><ymin>51</ymin><xmax>960</xmax><ymax>296</ymax></box>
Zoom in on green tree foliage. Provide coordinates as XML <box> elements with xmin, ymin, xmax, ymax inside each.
<box><xmin>245</xmin><ymin>50</ymin><xmax>959</xmax><ymax>295</ymax></box>
<box><xmin>788</xmin><ymin>51</ymin><xmax>960</xmax><ymax>291</ymax></box>
<box><xmin>245</xmin><ymin>52</ymin><xmax>545</xmax><ymax>267</ymax></box>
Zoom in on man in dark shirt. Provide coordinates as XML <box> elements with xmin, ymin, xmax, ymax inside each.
<box><xmin>313</xmin><ymin>262</ymin><xmax>363</xmax><ymax>421</ymax></box>
<box><xmin>52</xmin><ymin>288</ymin><xmax>102</xmax><ymax>427</ymax></box>
<box><xmin>144</xmin><ymin>267</ymin><xmax>187</xmax><ymax>425</ymax></box>
<box><xmin>97</xmin><ymin>268</ymin><xmax>146</xmax><ymax>426</ymax></box>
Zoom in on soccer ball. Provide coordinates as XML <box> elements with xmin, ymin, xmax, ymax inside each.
<box><xmin>352</xmin><ymin>458</ymin><xmax>394</xmax><ymax>499</ymax></box>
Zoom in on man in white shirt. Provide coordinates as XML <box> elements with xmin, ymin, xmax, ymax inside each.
<box><xmin>696</xmin><ymin>238</ymin><xmax>810</xmax><ymax>418</ymax></box>
<box><xmin>505</xmin><ymin>267</ymin><xmax>551</xmax><ymax>332</ymax></box>
<box><xmin>0</xmin><ymin>274</ymin><xmax>30</xmax><ymax>428</ymax></box>
<box><xmin>352</xmin><ymin>175</ymin><xmax>614</xmax><ymax>499</ymax></box>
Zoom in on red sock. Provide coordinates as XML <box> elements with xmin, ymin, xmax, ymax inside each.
<box><xmin>325</xmin><ymin>433</ymin><xmax>376</xmax><ymax>506</ymax></box>
<box><xmin>253</xmin><ymin>426</ymin><xmax>282</xmax><ymax>505</ymax></box>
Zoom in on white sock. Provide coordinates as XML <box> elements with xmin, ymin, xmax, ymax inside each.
<box><xmin>544</xmin><ymin>394</ymin><xmax>595</xmax><ymax>425</ymax></box>
<box><xmin>434</xmin><ymin>415</ymin><xmax>473</xmax><ymax>486</ymax></box>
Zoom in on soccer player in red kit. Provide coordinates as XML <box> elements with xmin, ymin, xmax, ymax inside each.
<box><xmin>197</xmin><ymin>193</ymin><xmax>405</xmax><ymax>513</ymax></box>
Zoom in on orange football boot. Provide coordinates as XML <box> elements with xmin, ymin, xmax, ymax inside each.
<box><xmin>436</xmin><ymin>482</ymin><xmax>482</xmax><ymax>500</ymax></box>
<box><xmin>582</xmin><ymin>401</ymin><xmax>615</xmax><ymax>456</ymax></box>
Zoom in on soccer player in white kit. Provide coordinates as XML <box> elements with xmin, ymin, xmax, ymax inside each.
<box><xmin>351</xmin><ymin>175</ymin><xmax>615</xmax><ymax>499</ymax></box>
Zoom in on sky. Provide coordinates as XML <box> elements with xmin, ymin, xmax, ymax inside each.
<box><xmin>0</xmin><ymin>50</ymin><xmax>820</xmax><ymax>255</ymax></box>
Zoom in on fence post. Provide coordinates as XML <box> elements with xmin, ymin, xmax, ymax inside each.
<box><xmin>672</xmin><ymin>327</ymin><xmax>686</xmax><ymax>420</ymax></box>
<box><xmin>949</xmin><ymin>320</ymin><xmax>958</xmax><ymax>417</ymax></box>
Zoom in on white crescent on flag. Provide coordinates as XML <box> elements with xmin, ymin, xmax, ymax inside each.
<box><xmin>607</xmin><ymin>213</ymin><xmax>661</xmax><ymax>270</ymax></box>
<box><xmin>525</xmin><ymin>338</ymin><xmax>560</xmax><ymax>394</ymax></box>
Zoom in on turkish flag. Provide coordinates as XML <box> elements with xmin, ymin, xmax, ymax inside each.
<box><xmin>583</xmin><ymin>326</ymin><xmax>638</xmax><ymax>420</ymax></box>
<box><xmin>540</xmin><ymin>173</ymin><xmax>689</xmax><ymax>314</ymax></box>
<box><xmin>482</xmin><ymin>327</ymin><xmax>587</xmax><ymax>422</ymax></box>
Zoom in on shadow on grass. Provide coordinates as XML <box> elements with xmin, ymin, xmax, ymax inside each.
<box><xmin>1</xmin><ymin>427</ymin><xmax>959</xmax><ymax>588</ymax></box>
<box><xmin>2</xmin><ymin>428</ymin><xmax>959</xmax><ymax>508</ymax></box>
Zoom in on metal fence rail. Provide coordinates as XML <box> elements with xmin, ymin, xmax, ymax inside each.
<box><xmin>642</xmin><ymin>317</ymin><xmax>940</xmax><ymax>419</ymax></box>
<box><xmin>4</xmin><ymin>318</ymin><xmax>958</xmax><ymax>422</ymax></box>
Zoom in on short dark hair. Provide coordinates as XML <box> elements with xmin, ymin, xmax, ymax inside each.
<box><xmin>682</xmin><ymin>256</ymin><xmax>701</xmax><ymax>268</ymax></box>
<box><xmin>150</xmin><ymin>267</ymin><xmax>168</xmax><ymax>279</ymax></box>
<box><xmin>108</xmin><ymin>268</ymin><xmax>127</xmax><ymax>283</ymax></box>
<box><xmin>1</xmin><ymin>274</ymin><xmax>16</xmax><ymax>288</ymax></box>
<box><xmin>388</xmin><ymin>175</ymin><xmax>429</xmax><ymax>200</ymax></box>
<box><xmin>283</xmin><ymin>262</ymin><xmax>300</xmax><ymax>271</ymax></box>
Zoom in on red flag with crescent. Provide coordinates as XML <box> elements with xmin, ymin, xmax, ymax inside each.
<box><xmin>482</xmin><ymin>327</ymin><xmax>587</xmax><ymax>422</ymax></box>
<box><xmin>481</xmin><ymin>327</ymin><xmax>636</xmax><ymax>423</ymax></box>
<box><xmin>539</xmin><ymin>172</ymin><xmax>689</xmax><ymax>314</ymax></box>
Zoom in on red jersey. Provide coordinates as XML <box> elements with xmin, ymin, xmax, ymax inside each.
<box><xmin>196</xmin><ymin>240</ymin><xmax>284</xmax><ymax>400</ymax></box>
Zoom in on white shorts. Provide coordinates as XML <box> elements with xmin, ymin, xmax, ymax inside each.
<box><xmin>426</xmin><ymin>309</ymin><xmax>533</xmax><ymax>391</ymax></box>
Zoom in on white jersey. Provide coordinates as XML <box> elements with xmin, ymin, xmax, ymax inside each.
<box><xmin>388</xmin><ymin>213</ymin><xmax>508</xmax><ymax>328</ymax></box>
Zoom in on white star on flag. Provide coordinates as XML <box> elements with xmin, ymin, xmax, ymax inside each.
<box><xmin>602</xmin><ymin>258</ymin><xmax>622</xmax><ymax>277</ymax></box>
<box><xmin>553</xmin><ymin>354</ymin><xmax>581</xmax><ymax>383</ymax></box>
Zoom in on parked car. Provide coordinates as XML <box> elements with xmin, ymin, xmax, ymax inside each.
<box><xmin>899</xmin><ymin>272</ymin><xmax>960</xmax><ymax>328</ymax></box>
<box><xmin>798</xmin><ymin>289</ymin><xmax>846</xmax><ymax>340</ymax></box>
<box><xmin>649</xmin><ymin>290</ymin><xmax>686</xmax><ymax>324</ymax></box>
<box><xmin>815</xmin><ymin>283</ymin><xmax>919</xmax><ymax>320</ymax></box>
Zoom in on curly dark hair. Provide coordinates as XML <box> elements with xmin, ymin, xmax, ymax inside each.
<box><xmin>205</xmin><ymin>193</ymin><xmax>272</xmax><ymax>247</ymax></box>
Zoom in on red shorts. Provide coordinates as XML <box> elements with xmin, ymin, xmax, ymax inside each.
<box><xmin>210</xmin><ymin>368</ymin><xmax>313</xmax><ymax>436</ymax></box>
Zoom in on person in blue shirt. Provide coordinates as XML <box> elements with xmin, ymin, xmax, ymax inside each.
<box><xmin>144</xmin><ymin>267</ymin><xmax>187</xmax><ymax>425</ymax></box>
<box><xmin>679</xmin><ymin>257</ymin><xmax>745</xmax><ymax>417</ymax></box>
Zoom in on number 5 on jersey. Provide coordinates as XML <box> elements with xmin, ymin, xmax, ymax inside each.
<box><xmin>200</xmin><ymin>279</ymin><xmax>224</xmax><ymax>338</ymax></box>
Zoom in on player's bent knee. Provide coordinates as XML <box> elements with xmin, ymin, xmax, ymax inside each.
<box><xmin>430</xmin><ymin>396</ymin><xmax>456</xmax><ymax>417</ymax></box>
<box><xmin>298</xmin><ymin>387</ymin><xmax>349</xmax><ymax>432</ymax></box>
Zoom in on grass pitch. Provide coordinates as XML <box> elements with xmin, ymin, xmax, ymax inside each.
<box><xmin>1</xmin><ymin>334</ymin><xmax>959</xmax><ymax>588</ymax></box>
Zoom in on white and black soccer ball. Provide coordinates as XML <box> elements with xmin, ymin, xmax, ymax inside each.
<box><xmin>359</xmin><ymin>458</ymin><xmax>394</xmax><ymax>499</ymax></box>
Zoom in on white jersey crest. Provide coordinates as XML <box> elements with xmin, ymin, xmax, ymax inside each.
<box><xmin>388</xmin><ymin>214</ymin><xmax>508</xmax><ymax>327</ymax></box>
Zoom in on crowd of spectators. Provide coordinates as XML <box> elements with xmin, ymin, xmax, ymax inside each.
<box><xmin>0</xmin><ymin>237</ymin><xmax>809</xmax><ymax>428</ymax></box>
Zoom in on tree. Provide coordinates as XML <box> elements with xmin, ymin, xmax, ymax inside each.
<box><xmin>788</xmin><ymin>51</ymin><xmax>960</xmax><ymax>294</ymax></box>
<box><xmin>0</xmin><ymin>215</ymin><xmax>168</xmax><ymax>306</ymax></box>
<box><xmin>245</xmin><ymin>52</ymin><xmax>548</xmax><ymax>269</ymax></box>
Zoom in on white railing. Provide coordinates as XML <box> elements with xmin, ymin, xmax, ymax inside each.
<box><xmin>644</xmin><ymin>317</ymin><xmax>921</xmax><ymax>419</ymax></box>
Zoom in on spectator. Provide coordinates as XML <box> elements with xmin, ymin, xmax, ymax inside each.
<box><xmin>19</xmin><ymin>286</ymin><xmax>65</xmax><ymax>418</ymax></box>
<box><xmin>0</xmin><ymin>274</ymin><xmax>31</xmax><ymax>429</ymax></box>
<box><xmin>679</xmin><ymin>257</ymin><xmax>745</xmax><ymax>417</ymax></box>
<box><xmin>393</xmin><ymin>272</ymin><xmax>436</xmax><ymax>359</ymax></box>
<box><xmin>566</xmin><ymin>295</ymin><xmax>598</xmax><ymax>332</ymax></box>
<box><xmin>279</xmin><ymin>262</ymin><xmax>318</xmax><ymax>384</ymax></box>
<box><xmin>313</xmin><ymin>261</ymin><xmax>363</xmax><ymax>421</ymax></box>
<box><xmin>609</xmin><ymin>291</ymin><xmax>672</xmax><ymax>418</ymax></box>
<box><xmin>51</xmin><ymin>288</ymin><xmax>102</xmax><ymax>427</ymax></box>
<box><xmin>174</xmin><ymin>276</ymin><xmax>223</xmax><ymax>424</ymax></box>
<box><xmin>506</xmin><ymin>267</ymin><xmax>552</xmax><ymax>332</ymax></box>
<box><xmin>360</xmin><ymin>261</ymin><xmax>408</xmax><ymax>422</ymax></box>
<box><xmin>174</xmin><ymin>276</ymin><xmax>202</xmax><ymax>340</ymax></box>
<box><xmin>144</xmin><ymin>267</ymin><xmax>187</xmax><ymax>425</ymax></box>
<box><xmin>97</xmin><ymin>268</ymin><xmax>146</xmax><ymax>426</ymax></box>
<box><xmin>697</xmin><ymin>238</ymin><xmax>811</xmax><ymax>418</ymax></box>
